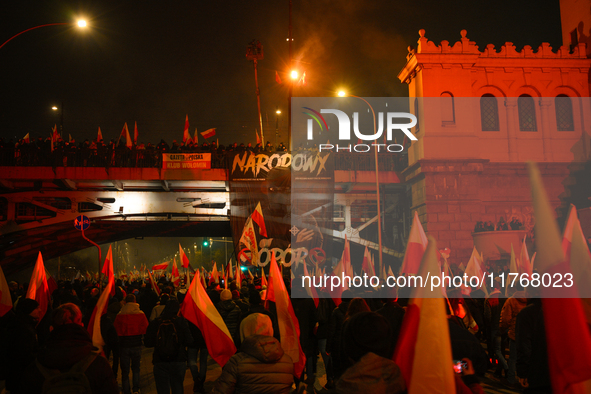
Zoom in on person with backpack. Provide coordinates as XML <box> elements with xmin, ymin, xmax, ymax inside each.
<box><xmin>144</xmin><ymin>299</ymin><xmax>194</xmax><ymax>394</ymax></box>
<box><xmin>21</xmin><ymin>303</ymin><xmax>118</xmax><ymax>394</ymax></box>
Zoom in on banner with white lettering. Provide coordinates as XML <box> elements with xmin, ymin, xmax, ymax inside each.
<box><xmin>162</xmin><ymin>153</ymin><xmax>211</xmax><ymax>169</ymax></box>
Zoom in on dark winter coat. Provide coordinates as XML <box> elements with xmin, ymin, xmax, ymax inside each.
<box><xmin>376</xmin><ymin>301</ymin><xmax>405</xmax><ymax>349</ymax></box>
<box><xmin>144</xmin><ymin>315</ymin><xmax>194</xmax><ymax>364</ymax></box>
<box><xmin>216</xmin><ymin>300</ymin><xmax>242</xmax><ymax>343</ymax></box>
<box><xmin>211</xmin><ymin>335</ymin><xmax>294</xmax><ymax>394</ymax></box>
<box><xmin>21</xmin><ymin>323</ymin><xmax>118</xmax><ymax>394</ymax></box>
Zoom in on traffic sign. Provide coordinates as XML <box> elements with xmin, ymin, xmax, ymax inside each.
<box><xmin>74</xmin><ymin>215</ymin><xmax>91</xmax><ymax>231</ymax></box>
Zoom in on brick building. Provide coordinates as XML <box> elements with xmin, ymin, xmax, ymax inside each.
<box><xmin>397</xmin><ymin>29</ymin><xmax>591</xmax><ymax>265</ymax></box>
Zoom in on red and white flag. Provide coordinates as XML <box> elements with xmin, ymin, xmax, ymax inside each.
<box><xmin>179</xmin><ymin>244</ymin><xmax>190</xmax><ymax>269</ymax></box>
<box><xmin>211</xmin><ymin>262</ymin><xmax>219</xmax><ymax>284</ymax></box>
<box><xmin>97</xmin><ymin>127</ymin><xmax>103</xmax><ymax>142</ymax></box>
<box><xmin>133</xmin><ymin>121</ymin><xmax>138</xmax><ymax>144</ymax></box>
<box><xmin>152</xmin><ymin>261</ymin><xmax>170</xmax><ymax>272</ymax></box>
<box><xmin>394</xmin><ymin>236</ymin><xmax>456</xmax><ymax>393</ymax></box>
<box><xmin>181</xmin><ymin>270</ymin><xmax>236</xmax><ymax>366</ymax></box>
<box><xmin>183</xmin><ymin>115</ymin><xmax>190</xmax><ymax>143</ymax></box>
<box><xmin>26</xmin><ymin>252</ymin><xmax>51</xmax><ymax>320</ymax></box>
<box><xmin>227</xmin><ymin>259</ymin><xmax>234</xmax><ymax>280</ymax></box>
<box><xmin>119</xmin><ymin>123</ymin><xmax>132</xmax><ymax>148</ymax></box>
<box><xmin>235</xmin><ymin>264</ymin><xmax>242</xmax><ymax>288</ymax></box>
<box><xmin>266</xmin><ymin>253</ymin><xmax>306</xmax><ymax>377</ymax></box>
<box><xmin>400</xmin><ymin>211</ymin><xmax>428</xmax><ymax>275</ymax></box>
<box><xmin>529</xmin><ymin>162</ymin><xmax>591</xmax><ymax>394</ymax></box>
<box><xmin>148</xmin><ymin>270</ymin><xmax>160</xmax><ymax>296</ymax></box>
<box><xmin>519</xmin><ymin>235</ymin><xmax>533</xmax><ymax>277</ymax></box>
<box><xmin>88</xmin><ymin>246</ymin><xmax>114</xmax><ymax>349</ymax></box>
<box><xmin>239</xmin><ymin>217</ymin><xmax>259</xmax><ymax>265</ymax></box>
<box><xmin>251</xmin><ymin>202</ymin><xmax>268</xmax><ymax>237</ymax></box>
<box><xmin>0</xmin><ymin>264</ymin><xmax>13</xmax><ymax>317</ymax></box>
<box><xmin>23</xmin><ymin>133</ymin><xmax>30</xmax><ymax>143</ymax></box>
<box><xmin>200</xmin><ymin>128</ymin><xmax>216</xmax><ymax>139</ymax></box>
<box><xmin>172</xmin><ymin>258</ymin><xmax>180</xmax><ymax>287</ymax></box>
<box><xmin>361</xmin><ymin>246</ymin><xmax>375</xmax><ymax>277</ymax></box>
<box><xmin>193</xmin><ymin>128</ymin><xmax>199</xmax><ymax>145</ymax></box>
<box><xmin>256</xmin><ymin>130</ymin><xmax>261</xmax><ymax>145</ymax></box>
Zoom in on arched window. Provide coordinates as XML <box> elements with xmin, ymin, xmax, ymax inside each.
<box><xmin>441</xmin><ymin>92</ymin><xmax>455</xmax><ymax>124</ymax></box>
<box><xmin>555</xmin><ymin>95</ymin><xmax>574</xmax><ymax>131</ymax></box>
<box><xmin>518</xmin><ymin>95</ymin><xmax>537</xmax><ymax>131</ymax></box>
<box><xmin>480</xmin><ymin>94</ymin><xmax>499</xmax><ymax>131</ymax></box>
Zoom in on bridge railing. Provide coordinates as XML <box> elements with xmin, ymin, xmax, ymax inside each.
<box><xmin>0</xmin><ymin>147</ymin><xmax>408</xmax><ymax>172</ymax></box>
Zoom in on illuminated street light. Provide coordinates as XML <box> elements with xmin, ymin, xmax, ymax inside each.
<box><xmin>0</xmin><ymin>19</ymin><xmax>89</xmax><ymax>50</ymax></box>
<box><xmin>337</xmin><ymin>90</ymin><xmax>346</xmax><ymax>97</ymax></box>
<box><xmin>52</xmin><ymin>106</ymin><xmax>58</xmax><ymax>111</ymax></box>
<box><xmin>290</xmin><ymin>70</ymin><xmax>299</xmax><ymax>80</ymax></box>
<box><xmin>276</xmin><ymin>109</ymin><xmax>281</xmax><ymax>115</ymax></box>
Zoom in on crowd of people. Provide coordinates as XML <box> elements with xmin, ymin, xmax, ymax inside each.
<box><xmin>0</xmin><ymin>136</ymin><xmax>288</xmax><ymax>168</ymax></box>
<box><xmin>0</xmin><ymin>268</ymin><xmax>547</xmax><ymax>394</ymax></box>
<box><xmin>473</xmin><ymin>217</ymin><xmax>524</xmax><ymax>233</ymax></box>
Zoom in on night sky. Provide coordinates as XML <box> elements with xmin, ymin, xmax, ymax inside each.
<box><xmin>1</xmin><ymin>1</ymin><xmax>562</xmax><ymax>147</ymax></box>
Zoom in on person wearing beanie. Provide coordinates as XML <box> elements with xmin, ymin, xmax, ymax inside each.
<box><xmin>335</xmin><ymin>312</ymin><xmax>405</xmax><ymax>394</ymax></box>
<box><xmin>0</xmin><ymin>298</ymin><xmax>40</xmax><ymax>392</ymax></box>
<box><xmin>216</xmin><ymin>289</ymin><xmax>242</xmax><ymax>344</ymax></box>
<box><xmin>212</xmin><ymin>314</ymin><xmax>293</xmax><ymax>394</ymax></box>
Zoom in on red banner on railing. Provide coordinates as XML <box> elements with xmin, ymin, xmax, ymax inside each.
<box><xmin>162</xmin><ymin>153</ymin><xmax>211</xmax><ymax>169</ymax></box>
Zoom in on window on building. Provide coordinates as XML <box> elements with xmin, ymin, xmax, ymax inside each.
<box><xmin>555</xmin><ymin>95</ymin><xmax>574</xmax><ymax>131</ymax></box>
<box><xmin>441</xmin><ymin>92</ymin><xmax>455</xmax><ymax>124</ymax></box>
<box><xmin>518</xmin><ymin>95</ymin><xmax>537</xmax><ymax>131</ymax></box>
<box><xmin>480</xmin><ymin>94</ymin><xmax>499</xmax><ymax>131</ymax></box>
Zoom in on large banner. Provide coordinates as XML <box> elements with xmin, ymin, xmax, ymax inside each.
<box><xmin>162</xmin><ymin>153</ymin><xmax>211</xmax><ymax>169</ymax></box>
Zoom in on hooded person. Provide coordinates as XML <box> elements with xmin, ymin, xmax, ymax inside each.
<box><xmin>21</xmin><ymin>303</ymin><xmax>118</xmax><ymax>394</ymax></box>
<box><xmin>216</xmin><ymin>289</ymin><xmax>242</xmax><ymax>344</ymax></box>
<box><xmin>334</xmin><ymin>311</ymin><xmax>405</xmax><ymax>394</ymax></box>
<box><xmin>211</xmin><ymin>313</ymin><xmax>294</xmax><ymax>394</ymax></box>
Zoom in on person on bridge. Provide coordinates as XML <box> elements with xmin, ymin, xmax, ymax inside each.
<box><xmin>22</xmin><ymin>303</ymin><xmax>118</xmax><ymax>393</ymax></box>
<box><xmin>114</xmin><ymin>293</ymin><xmax>149</xmax><ymax>394</ymax></box>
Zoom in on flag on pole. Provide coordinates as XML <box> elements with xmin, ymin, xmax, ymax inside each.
<box><xmin>256</xmin><ymin>130</ymin><xmax>261</xmax><ymax>145</ymax></box>
<box><xmin>88</xmin><ymin>246</ymin><xmax>114</xmax><ymax>350</ymax></box>
<box><xmin>179</xmin><ymin>244</ymin><xmax>190</xmax><ymax>269</ymax></box>
<box><xmin>266</xmin><ymin>253</ymin><xmax>306</xmax><ymax>377</ymax></box>
<box><xmin>463</xmin><ymin>247</ymin><xmax>487</xmax><ymax>297</ymax></box>
<box><xmin>183</xmin><ymin>115</ymin><xmax>190</xmax><ymax>143</ymax></box>
<box><xmin>26</xmin><ymin>252</ymin><xmax>51</xmax><ymax>320</ymax></box>
<box><xmin>0</xmin><ymin>264</ymin><xmax>13</xmax><ymax>317</ymax></box>
<box><xmin>133</xmin><ymin>121</ymin><xmax>138</xmax><ymax>144</ymax></box>
<box><xmin>400</xmin><ymin>211</ymin><xmax>428</xmax><ymax>275</ymax></box>
<box><xmin>227</xmin><ymin>259</ymin><xmax>234</xmax><ymax>280</ymax></box>
<box><xmin>148</xmin><ymin>270</ymin><xmax>161</xmax><ymax>296</ymax></box>
<box><xmin>251</xmin><ymin>202</ymin><xmax>268</xmax><ymax>237</ymax></box>
<box><xmin>239</xmin><ymin>217</ymin><xmax>259</xmax><ymax>265</ymax></box>
<box><xmin>528</xmin><ymin>162</ymin><xmax>591</xmax><ymax>394</ymax></box>
<box><xmin>172</xmin><ymin>258</ymin><xmax>180</xmax><ymax>287</ymax></box>
<box><xmin>235</xmin><ymin>264</ymin><xmax>242</xmax><ymax>288</ymax></box>
<box><xmin>23</xmin><ymin>133</ymin><xmax>30</xmax><ymax>143</ymax></box>
<box><xmin>394</xmin><ymin>236</ymin><xmax>456</xmax><ymax>393</ymax></box>
<box><xmin>275</xmin><ymin>71</ymin><xmax>282</xmax><ymax>84</ymax></box>
<box><xmin>211</xmin><ymin>262</ymin><xmax>219</xmax><ymax>284</ymax></box>
<box><xmin>200</xmin><ymin>128</ymin><xmax>216</xmax><ymax>139</ymax></box>
<box><xmin>519</xmin><ymin>236</ymin><xmax>533</xmax><ymax>277</ymax></box>
<box><xmin>181</xmin><ymin>270</ymin><xmax>236</xmax><ymax>366</ymax></box>
<box><xmin>97</xmin><ymin>127</ymin><xmax>103</xmax><ymax>142</ymax></box>
<box><xmin>194</xmin><ymin>128</ymin><xmax>199</xmax><ymax>144</ymax></box>
<box><xmin>152</xmin><ymin>261</ymin><xmax>170</xmax><ymax>272</ymax></box>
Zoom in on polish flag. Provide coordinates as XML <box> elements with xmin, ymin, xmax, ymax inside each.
<box><xmin>211</xmin><ymin>262</ymin><xmax>219</xmax><ymax>284</ymax></box>
<box><xmin>97</xmin><ymin>127</ymin><xmax>103</xmax><ymax>142</ymax></box>
<box><xmin>179</xmin><ymin>244</ymin><xmax>190</xmax><ymax>268</ymax></box>
<box><xmin>148</xmin><ymin>271</ymin><xmax>160</xmax><ymax>296</ymax></box>
<box><xmin>519</xmin><ymin>235</ymin><xmax>533</xmax><ymax>277</ymax></box>
<box><xmin>26</xmin><ymin>252</ymin><xmax>51</xmax><ymax>320</ymax></box>
<box><xmin>23</xmin><ymin>133</ymin><xmax>30</xmax><ymax>143</ymax></box>
<box><xmin>45</xmin><ymin>270</ymin><xmax>58</xmax><ymax>296</ymax></box>
<box><xmin>227</xmin><ymin>259</ymin><xmax>234</xmax><ymax>280</ymax></box>
<box><xmin>400</xmin><ymin>211</ymin><xmax>428</xmax><ymax>275</ymax></box>
<box><xmin>133</xmin><ymin>121</ymin><xmax>138</xmax><ymax>144</ymax></box>
<box><xmin>181</xmin><ymin>270</ymin><xmax>236</xmax><ymax>366</ymax></box>
<box><xmin>394</xmin><ymin>236</ymin><xmax>456</xmax><ymax>393</ymax></box>
<box><xmin>172</xmin><ymin>258</ymin><xmax>180</xmax><ymax>287</ymax></box>
<box><xmin>561</xmin><ymin>205</ymin><xmax>591</xmax><ymax>298</ymax></box>
<box><xmin>251</xmin><ymin>202</ymin><xmax>268</xmax><ymax>237</ymax></box>
<box><xmin>183</xmin><ymin>115</ymin><xmax>190</xmax><ymax>143</ymax></box>
<box><xmin>88</xmin><ymin>246</ymin><xmax>114</xmax><ymax>349</ymax></box>
<box><xmin>266</xmin><ymin>253</ymin><xmax>306</xmax><ymax>377</ymax></box>
<box><xmin>235</xmin><ymin>264</ymin><xmax>242</xmax><ymax>288</ymax></box>
<box><xmin>256</xmin><ymin>130</ymin><xmax>261</xmax><ymax>145</ymax></box>
<box><xmin>152</xmin><ymin>261</ymin><xmax>170</xmax><ymax>272</ymax></box>
<box><xmin>361</xmin><ymin>246</ymin><xmax>375</xmax><ymax>277</ymax></box>
<box><xmin>0</xmin><ymin>264</ymin><xmax>13</xmax><ymax>317</ymax></box>
<box><xmin>303</xmin><ymin>263</ymin><xmax>319</xmax><ymax>308</ymax></box>
<box><xmin>528</xmin><ymin>162</ymin><xmax>591</xmax><ymax>394</ymax></box>
<box><xmin>463</xmin><ymin>246</ymin><xmax>486</xmax><ymax>297</ymax></box>
<box><xmin>200</xmin><ymin>128</ymin><xmax>216</xmax><ymax>139</ymax></box>
<box><xmin>239</xmin><ymin>217</ymin><xmax>259</xmax><ymax>266</ymax></box>
<box><xmin>261</xmin><ymin>269</ymin><xmax>267</xmax><ymax>288</ymax></box>
<box><xmin>562</xmin><ymin>205</ymin><xmax>591</xmax><ymax>263</ymax></box>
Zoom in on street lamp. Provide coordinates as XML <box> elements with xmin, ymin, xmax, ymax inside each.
<box><xmin>275</xmin><ymin>107</ymin><xmax>282</xmax><ymax>147</ymax></box>
<box><xmin>337</xmin><ymin>90</ymin><xmax>384</xmax><ymax>275</ymax></box>
<box><xmin>0</xmin><ymin>19</ymin><xmax>88</xmax><ymax>50</ymax></box>
<box><xmin>52</xmin><ymin>103</ymin><xmax>64</xmax><ymax>133</ymax></box>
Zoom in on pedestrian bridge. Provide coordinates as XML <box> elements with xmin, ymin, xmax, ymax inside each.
<box><xmin>0</xmin><ymin>153</ymin><xmax>408</xmax><ymax>275</ymax></box>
